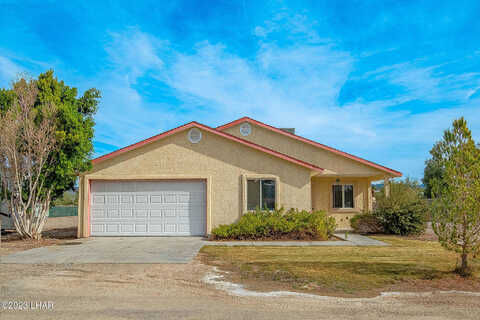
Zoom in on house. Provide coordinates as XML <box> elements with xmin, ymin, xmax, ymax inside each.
<box><xmin>77</xmin><ymin>117</ymin><xmax>401</xmax><ymax>237</ymax></box>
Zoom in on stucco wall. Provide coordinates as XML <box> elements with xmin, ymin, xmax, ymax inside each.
<box><xmin>78</xmin><ymin>128</ymin><xmax>312</xmax><ymax>237</ymax></box>
<box><xmin>222</xmin><ymin>123</ymin><xmax>383</xmax><ymax>177</ymax></box>
<box><xmin>311</xmin><ymin>177</ymin><xmax>372</xmax><ymax>230</ymax></box>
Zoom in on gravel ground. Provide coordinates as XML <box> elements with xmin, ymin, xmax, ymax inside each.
<box><xmin>1</xmin><ymin>260</ymin><xmax>480</xmax><ymax>320</ymax></box>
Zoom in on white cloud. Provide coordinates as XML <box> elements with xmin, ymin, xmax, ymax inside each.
<box><xmin>253</xmin><ymin>12</ymin><xmax>324</xmax><ymax>44</ymax></box>
<box><xmin>90</xmin><ymin>17</ymin><xmax>480</xmax><ymax>178</ymax></box>
<box><xmin>0</xmin><ymin>56</ymin><xmax>22</xmax><ymax>87</ymax></box>
<box><xmin>363</xmin><ymin>62</ymin><xmax>480</xmax><ymax>103</ymax></box>
<box><xmin>105</xmin><ymin>28</ymin><xmax>164</xmax><ymax>81</ymax></box>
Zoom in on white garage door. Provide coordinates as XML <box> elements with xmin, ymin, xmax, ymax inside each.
<box><xmin>90</xmin><ymin>181</ymin><xmax>206</xmax><ymax>236</ymax></box>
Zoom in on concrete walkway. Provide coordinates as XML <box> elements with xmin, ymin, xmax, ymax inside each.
<box><xmin>0</xmin><ymin>237</ymin><xmax>206</xmax><ymax>264</ymax></box>
<box><xmin>206</xmin><ymin>233</ymin><xmax>389</xmax><ymax>247</ymax></box>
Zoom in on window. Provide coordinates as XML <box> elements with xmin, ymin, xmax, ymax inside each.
<box><xmin>332</xmin><ymin>184</ymin><xmax>354</xmax><ymax>209</ymax></box>
<box><xmin>247</xmin><ymin>179</ymin><xmax>276</xmax><ymax>210</ymax></box>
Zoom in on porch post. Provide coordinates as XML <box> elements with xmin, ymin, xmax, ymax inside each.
<box><xmin>384</xmin><ymin>176</ymin><xmax>391</xmax><ymax>198</ymax></box>
<box><xmin>367</xmin><ymin>179</ymin><xmax>373</xmax><ymax>211</ymax></box>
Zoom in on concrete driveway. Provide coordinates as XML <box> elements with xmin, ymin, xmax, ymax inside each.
<box><xmin>0</xmin><ymin>237</ymin><xmax>206</xmax><ymax>264</ymax></box>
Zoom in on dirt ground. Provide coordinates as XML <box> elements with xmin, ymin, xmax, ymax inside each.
<box><xmin>0</xmin><ymin>216</ymin><xmax>77</xmax><ymax>256</ymax></box>
<box><xmin>2</xmin><ymin>218</ymin><xmax>480</xmax><ymax>319</ymax></box>
<box><xmin>1</xmin><ymin>260</ymin><xmax>480</xmax><ymax>320</ymax></box>
<box><xmin>407</xmin><ymin>222</ymin><xmax>439</xmax><ymax>241</ymax></box>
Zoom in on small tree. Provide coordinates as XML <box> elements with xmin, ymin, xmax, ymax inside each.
<box><xmin>430</xmin><ymin>117</ymin><xmax>480</xmax><ymax>276</ymax></box>
<box><xmin>0</xmin><ymin>77</ymin><xmax>59</xmax><ymax>239</ymax></box>
<box><xmin>0</xmin><ymin>71</ymin><xmax>99</xmax><ymax>239</ymax></box>
<box><xmin>423</xmin><ymin>158</ymin><xmax>443</xmax><ymax>199</ymax></box>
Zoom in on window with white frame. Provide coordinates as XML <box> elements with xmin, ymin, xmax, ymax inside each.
<box><xmin>247</xmin><ymin>179</ymin><xmax>276</xmax><ymax>210</ymax></box>
<box><xmin>332</xmin><ymin>184</ymin><xmax>354</xmax><ymax>209</ymax></box>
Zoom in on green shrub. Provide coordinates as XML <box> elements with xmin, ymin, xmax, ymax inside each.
<box><xmin>374</xmin><ymin>198</ymin><xmax>427</xmax><ymax>235</ymax></box>
<box><xmin>350</xmin><ymin>212</ymin><xmax>383</xmax><ymax>234</ymax></box>
<box><xmin>373</xmin><ymin>179</ymin><xmax>427</xmax><ymax>236</ymax></box>
<box><xmin>210</xmin><ymin>208</ymin><xmax>336</xmax><ymax>241</ymax></box>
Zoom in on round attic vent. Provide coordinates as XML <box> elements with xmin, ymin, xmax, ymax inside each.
<box><xmin>239</xmin><ymin>122</ymin><xmax>251</xmax><ymax>136</ymax></box>
<box><xmin>188</xmin><ymin>128</ymin><xmax>202</xmax><ymax>143</ymax></box>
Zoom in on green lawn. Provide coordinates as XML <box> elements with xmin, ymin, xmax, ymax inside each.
<box><xmin>200</xmin><ymin>236</ymin><xmax>480</xmax><ymax>296</ymax></box>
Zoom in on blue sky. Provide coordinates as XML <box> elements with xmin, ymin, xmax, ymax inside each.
<box><xmin>1</xmin><ymin>0</ymin><xmax>479</xmax><ymax>179</ymax></box>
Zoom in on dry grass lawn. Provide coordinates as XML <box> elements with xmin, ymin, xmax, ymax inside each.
<box><xmin>200</xmin><ymin>236</ymin><xmax>480</xmax><ymax>297</ymax></box>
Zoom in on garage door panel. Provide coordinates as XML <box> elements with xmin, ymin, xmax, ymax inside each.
<box><xmin>134</xmin><ymin>209</ymin><xmax>148</xmax><ymax>218</ymax></box>
<box><xmin>121</xmin><ymin>224</ymin><xmax>134</xmax><ymax>233</ymax></box>
<box><xmin>160</xmin><ymin>208</ymin><xmax>174</xmax><ymax>217</ymax></box>
<box><xmin>135</xmin><ymin>224</ymin><xmax>147</xmax><ymax>233</ymax></box>
<box><xmin>106</xmin><ymin>224</ymin><xmax>119</xmax><ymax>233</ymax></box>
<box><xmin>163</xmin><ymin>194</ymin><xmax>177</xmax><ymax>203</ymax></box>
<box><xmin>106</xmin><ymin>195</ymin><xmax>119</xmax><ymax>204</ymax></box>
<box><xmin>92</xmin><ymin>208</ymin><xmax>105</xmax><ymax>218</ymax></box>
<box><xmin>150</xmin><ymin>195</ymin><xmax>162</xmax><ymax>203</ymax></box>
<box><xmin>121</xmin><ymin>209</ymin><xmax>134</xmax><ymax>217</ymax></box>
<box><xmin>93</xmin><ymin>195</ymin><xmax>105</xmax><ymax>205</ymax></box>
<box><xmin>135</xmin><ymin>195</ymin><xmax>149</xmax><ymax>204</ymax></box>
<box><xmin>90</xmin><ymin>181</ymin><xmax>205</xmax><ymax>236</ymax></box>
<box><xmin>150</xmin><ymin>209</ymin><xmax>162</xmax><ymax>217</ymax></box>
<box><xmin>121</xmin><ymin>195</ymin><xmax>133</xmax><ymax>204</ymax></box>
<box><xmin>149</xmin><ymin>224</ymin><xmax>163</xmax><ymax>232</ymax></box>
<box><xmin>178</xmin><ymin>224</ymin><xmax>191</xmax><ymax>233</ymax></box>
<box><xmin>177</xmin><ymin>208</ymin><xmax>191</xmax><ymax>217</ymax></box>
<box><xmin>164</xmin><ymin>224</ymin><xmax>176</xmax><ymax>233</ymax></box>
<box><xmin>107</xmin><ymin>208</ymin><xmax>120</xmax><ymax>218</ymax></box>
<box><xmin>91</xmin><ymin>224</ymin><xmax>105</xmax><ymax>233</ymax></box>
<box><xmin>177</xmin><ymin>194</ymin><xmax>190</xmax><ymax>203</ymax></box>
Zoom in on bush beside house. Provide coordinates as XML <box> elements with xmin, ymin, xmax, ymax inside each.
<box><xmin>351</xmin><ymin>179</ymin><xmax>427</xmax><ymax>236</ymax></box>
<box><xmin>211</xmin><ymin>208</ymin><xmax>336</xmax><ymax>241</ymax></box>
<box><xmin>350</xmin><ymin>213</ymin><xmax>383</xmax><ymax>234</ymax></box>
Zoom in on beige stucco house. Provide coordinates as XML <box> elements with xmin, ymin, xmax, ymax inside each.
<box><xmin>77</xmin><ymin>117</ymin><xmax>401</xmax><ymax>238</ymax></box>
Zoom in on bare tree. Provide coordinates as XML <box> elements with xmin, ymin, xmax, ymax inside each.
<box><xmin>0</xmin><ymin>77</ymin><xmax>59</xmax><ymax>240</ymax></box>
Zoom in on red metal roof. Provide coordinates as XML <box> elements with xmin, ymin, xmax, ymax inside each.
<box><xmin>92</xmin><ymin>121</ymin><xmax>324</xmax><ymax>172</ymax></box>
<box><xmin>217</xmin><ymin>117</ymin><xmax>402</xmax><ymax>177</ymax></box>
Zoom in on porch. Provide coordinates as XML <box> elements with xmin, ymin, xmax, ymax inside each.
<box><xmin>311</xmin><ymin>175</ymin><xmax>391</xmax><ymax>230</ymax></box>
